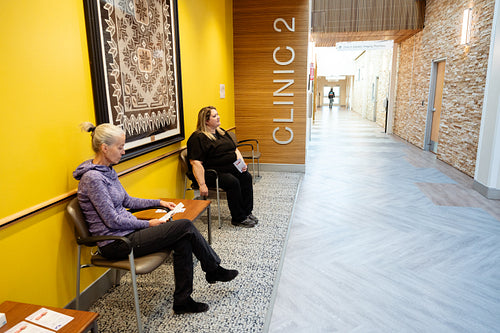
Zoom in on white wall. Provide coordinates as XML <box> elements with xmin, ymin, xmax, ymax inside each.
<box><xmin>474</xmin><ymin>0</ymin><xmax>500</xmax><ymax>198</ymax></box>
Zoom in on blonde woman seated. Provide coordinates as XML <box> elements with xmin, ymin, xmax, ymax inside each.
<box><xmin>73</xmin><ymin>122</ymin><xmax>238</xmax><ymax>314</ymax></box>
<box><xmin>187</xmin><ymin>106</ymin><xmax>258</xmax><ymax>228</ymax></box>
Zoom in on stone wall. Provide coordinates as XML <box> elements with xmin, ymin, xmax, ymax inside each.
<box><xmin>393</xmin><ymin>0</ymin><xmax>494</xmax><ymax>177</ymax></box>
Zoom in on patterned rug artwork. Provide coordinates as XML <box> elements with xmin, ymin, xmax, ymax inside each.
<box><xmin>89</xmin><ymin>171</ymin><xmax>302</xmax><ymax>332</ymax></box>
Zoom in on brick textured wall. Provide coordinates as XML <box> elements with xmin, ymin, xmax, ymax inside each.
<box><xmin>393</xmin><ymin>0</ymin><xmax>494</xmax><ymax>177</ymax></box>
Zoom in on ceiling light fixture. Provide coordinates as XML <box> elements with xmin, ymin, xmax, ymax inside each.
<box><xmin>461</xmin><ymin>8</ymin><xmax>472</xmax><ymax>45</ymax></box>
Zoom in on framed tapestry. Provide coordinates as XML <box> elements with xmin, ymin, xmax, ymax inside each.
<box><xmin>83</xmin><ymin>0</ymin><xmax>184</xmax><ymax>161</ymax></box>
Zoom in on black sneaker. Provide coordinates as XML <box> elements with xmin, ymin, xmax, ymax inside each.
<box><xmin>247</xmin><ymin>213</ymin><xmax>259</xmax><ymax>223</ymax></box>
<box><xmin>231</xmin><ymin>217</ymin><xmax>256</xmax><ymax>228</ymax></box>
<box><xmin>173</xmin><ymin>297</ymin><xmax>209</xmax><ymax>314</ymax></box>
<box><xmin>206</xmin><ymin>266</ymin><xmax>239</xmax><ymax>284</ymax></box>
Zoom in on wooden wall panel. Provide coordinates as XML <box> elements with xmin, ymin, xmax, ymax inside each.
<box><xmin>233</xmin><ymin>0</ymin><xmax>309</xmax><ymax>165</ymax></box>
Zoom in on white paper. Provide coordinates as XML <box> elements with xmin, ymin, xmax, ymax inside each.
<box><xmin>233</xmin><ymin>158</ymin><xmax>246</xmax><ymax>173</ymax></box>
<box><xmin>155</xmin><ymin>208</ymin><xmax>185</xmax><ymax>213</ymax></box>
<box><xmin>159</xmin><ymin>202</ymin><xmax>185</xmax><ymax>221</ymax></box>
<box><xmin>25</xmin><ymin>308</ymin><xmax>73</xmax><ymax>331</ymax></box>
<box><xmin>6</xmin><ymin>321</ymin><xmax>53</xmax><ymax>333</ymax></box>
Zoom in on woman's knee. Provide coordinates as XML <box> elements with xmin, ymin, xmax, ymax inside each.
<box><xmin>242</xmin><ymin>171</ymin><xmax>253</xmax><ymax>184</ymax></box>
<box><xmin>158</xmin><ymin>219</ymin><xmax>195</xmax><ymax>236</ymax></box>
<box><xmin>174</xmin><ymin>219</ymin><xmax>195</xmax><ymax>231</ymax></box>
<box><xmin>220</xmin><ymin>174</ymin><xmax>240</xmax><ymax>191</ymax></box>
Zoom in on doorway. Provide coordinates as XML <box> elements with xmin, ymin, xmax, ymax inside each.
<box><xmin>323</xmin><ymin>86</ymin><xmax>340</xmax><ymax>106</ymax></box>
<box><xmin>425</xmin><ymin>60</ymin><xmax>446</xmax><ymax>153</ymax></box>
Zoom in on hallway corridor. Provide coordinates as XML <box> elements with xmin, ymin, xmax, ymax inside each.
<box><xmin>268</xmin><ymin>107</ymin><xmax>500</xmax><ymax>332</ymax></box>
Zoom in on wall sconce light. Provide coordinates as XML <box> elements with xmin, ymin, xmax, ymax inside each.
<box><xmin>461</xmin><ymin>8</ymin><xmax>472</xmax><ymax>45</ymax></box>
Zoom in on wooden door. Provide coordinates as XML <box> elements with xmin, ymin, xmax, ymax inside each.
<box><xmin>430</xmin><ymin>61</ymin><xmax>445</xmax><ymax>153</ymax></box>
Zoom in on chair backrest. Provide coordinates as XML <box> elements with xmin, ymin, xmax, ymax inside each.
<box><xmin>66</xmin><ymin>197</ymin><xmax>93</xmax><ymax>243</ymax></box>
<box><xmin>227</xmin><ymin>131</ymin><xmax>238</xmax><ymax>145</ymax></box>
<box><xmin>179</xmin><ymin>149</ymin><xmax>190</xmax><ymax>175</ymax></box>
<box><xmin>179</xmin><ymin>149</ymin><xmax>198</xmax><ymax>187</ymax></box>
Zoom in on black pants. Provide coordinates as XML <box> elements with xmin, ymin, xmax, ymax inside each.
<box><xmin>205</xmin><ymin>169</ymin><xmax>253</xmax><ymax>223</ymax></box>
<box><xmin>99</xmin><ymin>219</ymin><xmax>221</xmax><ymax>304</ymax></box>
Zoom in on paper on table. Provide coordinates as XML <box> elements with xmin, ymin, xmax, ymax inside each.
<box><xmin>158</xmin><ymin>202</ymin><xmax>185</xmax><ymax>221</ymax></box>
<box><xmin>155</xmin><ymin>208</ymin><xmax>185</xmax><ymax>214</ymax></box>
<box><xmin>26</xmin><ymin>308</ymin><xmax>73</xmax><ymax>331</ymax></box>
<box><xmin>6</xmin><ymin>321</ymin><xmax>53</xmax><ymax>333</ymax></box>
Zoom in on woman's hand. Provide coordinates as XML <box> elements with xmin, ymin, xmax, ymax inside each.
<box><xmin>149</xmin><ymin>201</ymin><xmax>176</xmax><ymax>227</ymax></box>
<box><xmin>160</xmin><ymin>200</ymin><xmax>176</xmax><ymax>210</ymax></box>
<box><xmin>190</xmin><ymin>159</ymin><xmax>209</xmax><ymax>196</ymax></box>
<box><xmin>199</xmin><ymin>183</ymin><xmax>209</xmax><ymax>197</ymax></box>
<box><xmin>235</xmin><ymin>148</ymin><xmax>248</xmax><ymax>172</ymax></box>
<box><xmin>149</xmin><ymin>218</ymin><xmax>164</xmax><ymax>227</ymax></box>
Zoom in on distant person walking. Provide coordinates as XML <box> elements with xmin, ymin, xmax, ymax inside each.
<box><xmin>328</xmin><ymin>88</ymin><xmax>335</xmax><ymax>109</ymax></box>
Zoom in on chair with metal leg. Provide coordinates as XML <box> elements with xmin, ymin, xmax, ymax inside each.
<box><xmin>179</xmin><ymin>149</ymin><xmax>226</xmax><ymax>228</ymax></box>
<box><xmin>227</xmin><ymin>131</ymin><xmax>261</xmax><ymax>182</ymax></box>
<box><xmin>66</xmin><ymin>197</ymin><xmax>171</xmax><ymax>333</ymax></box>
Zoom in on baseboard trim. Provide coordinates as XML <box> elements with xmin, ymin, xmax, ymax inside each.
<box><xmin>65</xmin><ymin>269</ymin><xmax>121</xmax><ymax>310</ymax></box>
<box><xmin>260</xmin><ymin>163</ymin><xmax>305</xmax><ymax>173</ymax></box>
<box><xmin>473</xmin><ymin>180</ymin><xmax>500</xmax><ymax>200</ymax></box>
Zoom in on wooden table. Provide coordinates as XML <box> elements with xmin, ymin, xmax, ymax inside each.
<box><xmin>0</xmin><ymin>301</ymin><xmax>98</xmax><ymax>333</ymax></box>
<box><xmin>134</xmin><ymin>198</ymin><xmax>212</xmax><ymax>244</ymax></box>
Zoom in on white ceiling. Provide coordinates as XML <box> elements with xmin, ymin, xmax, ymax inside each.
<box><xmin>314</xmin><ymin>47</ymin><xmax>362</xmax><ymax>77</ymax></box>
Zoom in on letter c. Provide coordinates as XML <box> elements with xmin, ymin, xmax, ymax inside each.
<box><xmin>273</xmin><ymin>47</ymin><xmax>295</xmax><ymax>66</ymax></box>
<box><xmin>273</xmin><ymin>127</ymin><xmax>294</xmax><ymax>144</ymax></box>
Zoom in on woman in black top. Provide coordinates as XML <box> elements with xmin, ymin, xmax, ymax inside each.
<box><xmin>187</xmin><ymin>106</ymin><xmax>258</xmax><ymax>227</ymax></box>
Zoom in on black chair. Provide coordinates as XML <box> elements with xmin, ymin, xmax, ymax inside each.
<box><xmin>228</xmin><ymin>131</ymin><xmax>261</xmax><ymax>182</ymax></box>
<box><xmin>66</xmin><ymin>197</ymin><xmax>171</xmax><ymax>333</ymax></box>
<box><xmin>179</xmin><ymin>149</ymin><xmax>226</xmax><ymax>228</ymax></box>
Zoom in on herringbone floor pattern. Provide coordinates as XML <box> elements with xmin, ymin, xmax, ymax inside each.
<box><xmin>267</xmin><ymin>107</ymin><xmax>500</xmax><ymax>333</ymax></box>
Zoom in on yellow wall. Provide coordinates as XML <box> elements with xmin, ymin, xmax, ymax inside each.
<box><xmin>0</xmin><ymin>0</ymin><xmax>234</xmax><ymax>307</ymax></box>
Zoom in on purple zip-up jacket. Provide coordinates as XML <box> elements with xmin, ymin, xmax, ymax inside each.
<box><xmin>73</xmin><ymin>159</ymin><xmax>160</xmax><ymax>246</ymax></box>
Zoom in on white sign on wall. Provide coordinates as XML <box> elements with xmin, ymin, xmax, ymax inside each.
<box><xmin>272</xmin><ymin>17</ymin><xmax>296</xmax><ymax>145</ymax></box>
<box><xmin>336</xmin><ymin>40</ymin><xmax>394</xmax><ymax>51</ymax></box>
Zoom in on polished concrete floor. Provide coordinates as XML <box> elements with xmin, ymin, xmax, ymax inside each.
<box><xmin>267</xmin><ymin>107</ymin><xmax>500</xmax><ymax>332</ymax></box>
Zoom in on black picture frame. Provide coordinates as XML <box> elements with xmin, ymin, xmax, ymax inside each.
<box><xmin>83</xmin><ymin>0</ymin><xmax>184</xmax><ymax>161</ymax></box>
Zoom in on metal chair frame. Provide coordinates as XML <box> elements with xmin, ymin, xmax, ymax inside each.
<box><xmin>66</xmin><ymin>198</ymin><xmax>170</xmax><ymax>333</ymax></box>
<box><xmin>179</xmin><ymin>149</ymin><xmax>225</xmax><ymax>228</ymax></box>
<box><xmin>227</xmin><ymin>131</ymin><xmax>261</xmax><ymax>182</ymax></box>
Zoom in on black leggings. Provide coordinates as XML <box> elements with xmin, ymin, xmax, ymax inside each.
<box><xmin>99</xmin><ymin>219</ymin><xmax>221</xmax><ymax>303</ymax></box>
<box><xmin>205</xmin><ymin>169</ymin><xmax>253</xmax><ymax>223</ymax></box>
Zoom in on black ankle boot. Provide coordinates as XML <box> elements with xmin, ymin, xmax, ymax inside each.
<box><xmin>173</xmin><ymin>297</ymin><xmax>209</xmax><ymax>314</ymax></box>
<box><xmin>206</xmin><ymin>266</ymin><xmax>239</xmax><ymax>284</ymax></box>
